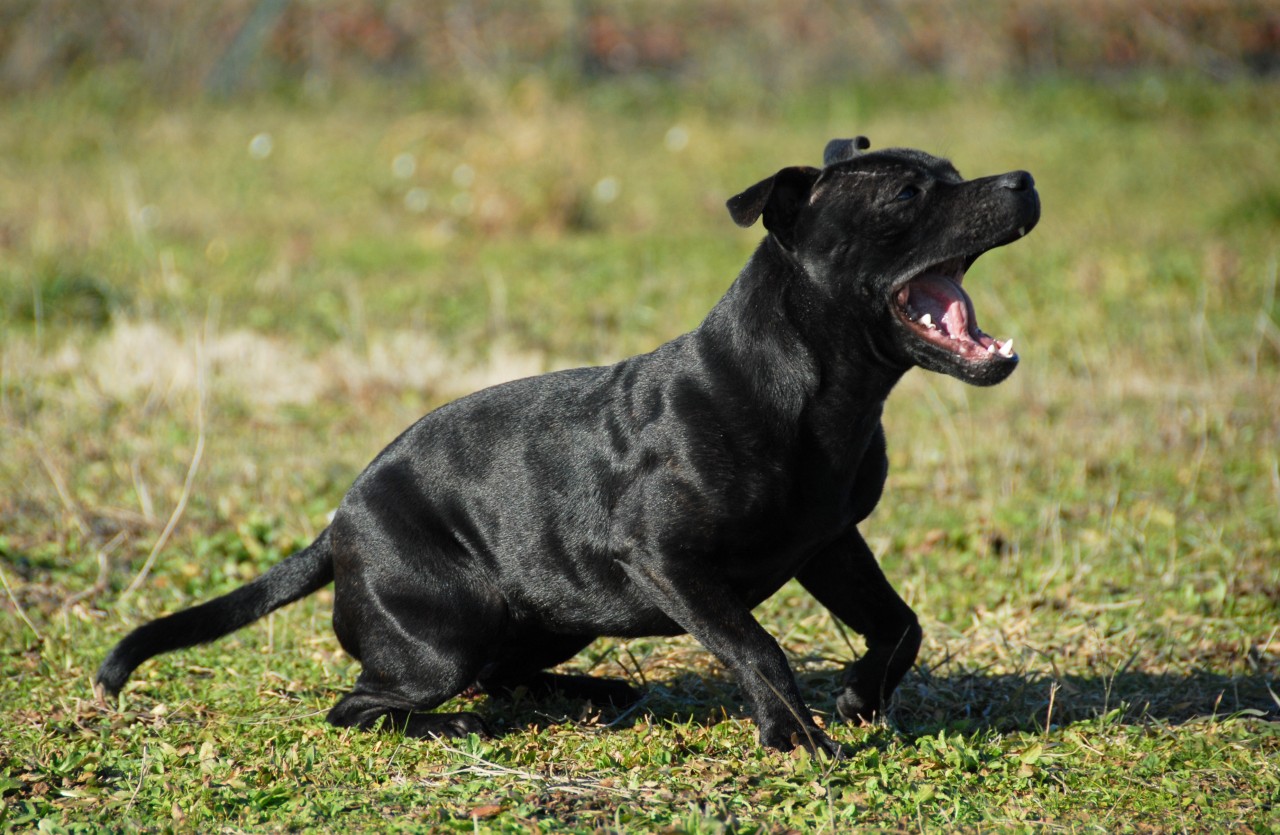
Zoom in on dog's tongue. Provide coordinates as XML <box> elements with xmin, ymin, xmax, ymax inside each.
<box><xmin>904</xmin><ymin>275</ymin><xmax>970</xmax><ymax>338</ymax></box>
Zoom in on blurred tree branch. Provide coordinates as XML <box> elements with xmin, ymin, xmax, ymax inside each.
<box><xmin>206</xmin><ymin>0</ymin><xmax>291</xmax><ymax>98</ymax></box>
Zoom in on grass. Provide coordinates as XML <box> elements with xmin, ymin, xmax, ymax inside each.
<box><xmin>2</xmin><ymin>70</ymin><xmax>1279</xmax><ymax>832</ymax></box>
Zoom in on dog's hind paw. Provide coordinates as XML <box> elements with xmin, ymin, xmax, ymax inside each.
<box><xmin>328</xmin><ymin>693</ymin><xmax>490</xmax><ymax>740</ymax></box>
<box><xmin>401</xmin><ymin>711</ymin><xmax>490</xmax><ymax>740</ymax></box>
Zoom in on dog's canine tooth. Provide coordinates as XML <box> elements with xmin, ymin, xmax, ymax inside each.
<box><xmin>998</xmin><ymin>339</ymin><xmax>1015</xmax><ymax>358</ymax></box>
<box><xmin>919</xmin><ymin>313</ymin><xmax>934</xmax><ymax>329</ymax></box>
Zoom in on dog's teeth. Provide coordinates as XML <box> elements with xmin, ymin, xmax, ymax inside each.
<box><xmin>1017</xmin><ymin>227</ymin><xmax>1027</xmax><ymax>238</ymax></box>
<box><xmin>998</xmin><ymin>339</ymin><xmax>1015</xmax><ymax>358</ymax></box>
<box><xmin>919</xmin><ymin>313</ymin><xmax>934</xmax><ymax>329</ymax></box>
<box><xmin>987</xmin><ymin>342</ymin><xmax>997</xmax><ymax>354</ymax></box>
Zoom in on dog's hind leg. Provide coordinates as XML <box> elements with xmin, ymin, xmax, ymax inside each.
<box><xmin>325</xmin><ymin>543</ymin><xmax>501</xmax><ymax>739</ymax></box>
<box><xmin>478</xmin><ymin>632</ymin><xmax>641</xmax><ymax>707</ymax></box>
<box><xmin>797</xmin><ymin>528</ymin><xmax>922</xmax><ymax>723</ymax></box>
<box><xmin>325</xmin><ymin>604</ymin><xmax>493</xmax><ymax>738</ymax></box>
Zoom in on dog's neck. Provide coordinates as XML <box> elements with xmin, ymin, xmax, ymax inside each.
<box><xmin>697</xmin><ymin>237</ymin><xmax>908</xmax><ymax>435</ymax></box>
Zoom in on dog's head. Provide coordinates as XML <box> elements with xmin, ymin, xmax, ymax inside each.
<box><xmin>727</xmin><ymin>137</ymin><xmax>1039</xmax><ymax>386</ymax></box>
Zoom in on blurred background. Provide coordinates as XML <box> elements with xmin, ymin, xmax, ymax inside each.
<box><xmin>2</xmin><ymin>0</ymin><xmax>1279</xmax><ymax>94</ymax></box>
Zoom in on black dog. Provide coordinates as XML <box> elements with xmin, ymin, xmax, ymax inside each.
<box><xmin>98</xmin><ymin>137</ymin><xmax>1039</xmax><ymax>755</ymax></box>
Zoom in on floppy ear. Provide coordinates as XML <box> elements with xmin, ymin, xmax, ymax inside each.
<box><xmin>725</xmin><ymin>166</ymin><xmax>821</xmax><ymax>247</ymax></box>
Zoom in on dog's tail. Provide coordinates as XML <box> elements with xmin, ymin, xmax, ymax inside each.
<box><xmin>96</xmin><ymin>527</ymin><xmax>335</xmax><ymax>697</ymax></box>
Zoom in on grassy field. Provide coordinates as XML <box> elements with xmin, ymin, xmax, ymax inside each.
<box><xmin>2</xmin><ymin>71</ymin><xmax>1278</xmax><ymax>832</ymax></box>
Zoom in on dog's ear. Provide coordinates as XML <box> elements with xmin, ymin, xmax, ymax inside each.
<box><xmin>725</xmin><ymin>166</ymin><xmax>821</xmax><ymax>247</ymax></box>
<box><xmin>823</xmin><ymin>136</ymin><xmax>871</xmax><ymax>167</ymax></box>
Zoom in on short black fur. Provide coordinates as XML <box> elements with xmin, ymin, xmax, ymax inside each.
<box><xmin>98</xmin><ymin>139</ymin><xmax>1040</xmax><ymax>755</ymax></box>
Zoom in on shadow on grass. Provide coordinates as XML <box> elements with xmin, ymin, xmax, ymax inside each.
<box><xmin>478</xmin><ymin>665</ymin><xmax>1279</xmax><ymax>740</ymax></box>
<box><xmin>884</xmin><ymin>667</ymin><xmax>1279</xmax><ymax>735</ymax></box>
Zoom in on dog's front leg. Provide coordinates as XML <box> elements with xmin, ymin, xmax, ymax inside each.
<box><xmin>618</xmin><ymin>559</ymin><xmax>840</xmax><ymax>756</ymax></box>
<box><xmin>797</xmin><ymin>528</ymin><xmax>922</xmax><ymax>723</ymax></box>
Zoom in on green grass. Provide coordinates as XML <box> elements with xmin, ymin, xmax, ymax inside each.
<box><xmin>2</xmin><ymin>72</ymin><xmax>1279</xmax><ymax>832</ymax></box>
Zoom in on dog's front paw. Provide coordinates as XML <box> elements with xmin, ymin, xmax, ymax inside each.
<box><xmin>759</xmin><ymin>719</ymin><xmax>843</xmax><ymax>758</ymax></box>
<box><xmin>836</xmin><ymin>665</ymin><xmax>886</xmax><ymax>723</ymax></box>
<box><xmin>836</xmin><ymin>687</ymin><xmax>880</xmax><ymax>723</ymax></box>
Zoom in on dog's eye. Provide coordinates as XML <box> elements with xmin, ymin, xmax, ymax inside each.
<box><xmin>894</xmin><ymin>185</ymin><xmax>921</xmax><ymax>201</ymax></box>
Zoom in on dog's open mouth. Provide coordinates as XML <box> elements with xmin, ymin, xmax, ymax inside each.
<box><xmin>894</xmin><ymin>256</ymin><xmax>1015</xmax><ymax>363</ymax></box>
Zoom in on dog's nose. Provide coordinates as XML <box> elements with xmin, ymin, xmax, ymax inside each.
<box><xmin>998</xmin><ymin>170</ymin><xmax>1035</xmax><ymax>191</ymax></box>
